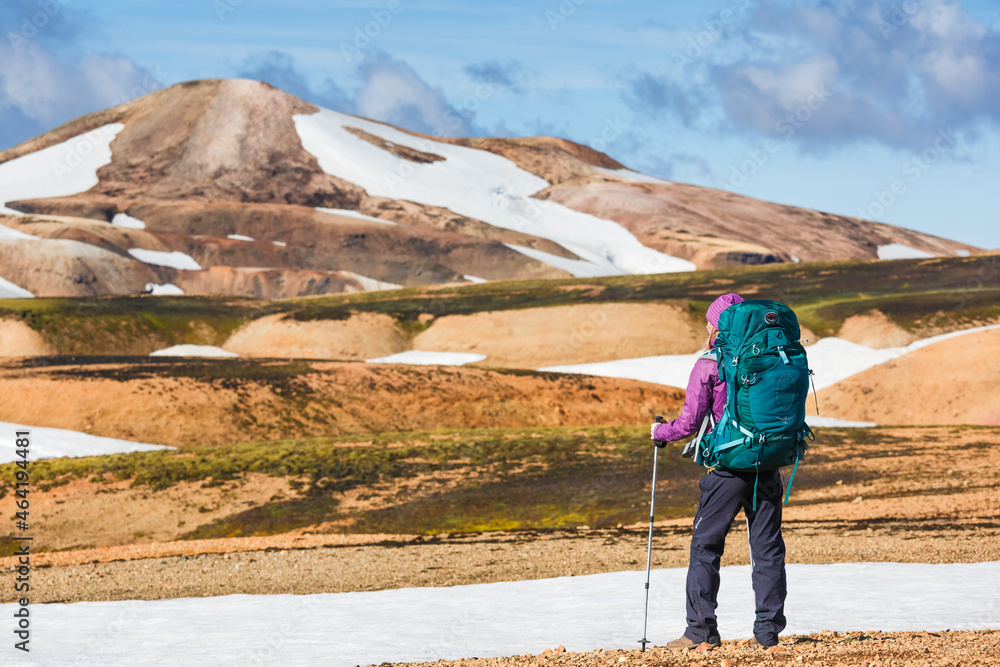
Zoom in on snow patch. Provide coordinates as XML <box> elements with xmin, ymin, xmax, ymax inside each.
<box><xmin>366</xmin><ymin>351</ymin><xmax>486</xmax><ymax>366</ymax></box>
<box><xmin>955</xmin><ymin>249</ymin><xmax>971</xmax><ymax>257</ymax></box>
<box><xmin>541</xmin><ymin>353</ymin><xmax>701</xmax><ymax>389</ymax></box>
<box><xmin>791</xmin><ymin>255</ymin><xmax>801</xmax><ymax>263</ymax></box>
<box><xmin>0</xmin><ymin>123</ymin><xmax>124</xmax><ymax>217</ymax></box>
<box><xmin>273</xmin><ymin>241</ymin><xmax>287</xmax><ymax>247</ymax></box>
<box><xmin>463</xmin><ymin>274</ymin><xmax>488</xmax><ymax>283</ymax></box>
<box><xmin>2</xmin><ymin>562</ymin><xmax>996</xmax><ymax>665</ymax></box>
<box><xmin>0</xmin><ymin>421</ymin><xmax>171</xmax><ymax>464</ymax></box>
<box><xmin>808</xmin><ymin>323</ymin><xmax>1000</xmax><ymax>389</ymax></box>
<box><xmin>144</xmin><ymin>283</ymin><xmax>184</xmax><ymax>296</ymax></box>
<box><xmin>541</xmin><ymin>323</ymin><xmax>1000</xmax><ymax>392</ymax></box>
<box><xmin>149</xmin><ymin>345</ymin><xmax>238</xmax><ymax>358</ymax></box>
<box><xmin>0</xmin><ymin>276</ymin><xmax>34</xmax><ymax>299</ymax></box>
<box><xmin>877</xmin><ymin>243</ymin><xmax>934</xmax><ymax>260</ymax></box>
<box><xmin>111</xmin><ymin>213</ymin><xmax>146</xmax><ymax>229</ymax></box>
<box><xmin>227</xmin><ymin>234</ymin><xmax>254</xmax><ymax>241</ymax></box>
<box><xmin>594</xmin><ymin>166</ymin><xmax>672</xmax><ymax>184</ymax></box>
<box><xmin>294</xmin><ymin>109</ymin><xmax>694</xmax><ymax>276</ymax></box>
<box><xmin>128</xmin><ymin>249</ymin><xmax>202</xmax><ymax>271</ymax></box>
<box><xmin>316</xmin><ymin>207</ymin><xmax>398</xmax><ymax>225</ymax></box>
<box><xmin>342</xmin><ymin>271</ymin><xmax>402</xmax><ymax>292</ymax></box>
<box><xmin>504</xmin><ymin>243</ymin><xmax>610</xmax><ymax>277</ymax></box>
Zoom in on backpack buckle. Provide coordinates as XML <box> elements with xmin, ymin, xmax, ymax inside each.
<box><xmin>752</xmin><ymin>344</ymin><xmax>760</xmax><ymax>355</ymax></box>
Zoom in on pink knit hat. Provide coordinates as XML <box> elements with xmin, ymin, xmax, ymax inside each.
<box><xmin>706</xmin><ymin>293</ymin><xmax>744</xmax><ymax>329</ymax></box>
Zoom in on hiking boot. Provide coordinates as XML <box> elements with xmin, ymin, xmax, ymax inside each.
<box><xmin>753</xmin><ymin>635</ymin><xmax>779</xmax><ymax>649</ymax></box>
<box><xmin>663</xmin><ymin>635</ymin><xmax>720</xmax><ymax>650</ymax></box>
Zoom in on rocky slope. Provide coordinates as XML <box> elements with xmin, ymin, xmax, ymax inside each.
<box><xmin>0</xmin><ymin>79</ymin><xmax>979</xmax><ymax>298</ymax></box>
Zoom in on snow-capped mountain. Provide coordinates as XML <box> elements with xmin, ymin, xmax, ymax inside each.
<box><xmin>0</xmin><ymin>79</ymin><xmax>979</xmax><ymax>298</ymax></box>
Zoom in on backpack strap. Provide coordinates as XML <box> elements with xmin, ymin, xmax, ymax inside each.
<box><xmin>783</xmin><ymin>448</ymin><xmax>802</xmax><ymax>506</ymax></box>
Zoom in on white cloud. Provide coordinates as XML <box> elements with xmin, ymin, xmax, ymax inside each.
<box><xmin>0</xmin><ymin>5</ymin><xmax>159</xmax><ymax>151</ymax></box>
<box><xmin>625</xmin><ymin>0</ymin><xmax>1000</xmax><ymax>151</ymax></box>
<box><xmin>356</xmin><ymin>53</ymin><xmax>475</xmax><ymax>136</ymax></box>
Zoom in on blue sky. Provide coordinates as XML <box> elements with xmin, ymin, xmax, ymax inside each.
<box><xmin>2</xmin><ymin>0</ymin><xmax>998</xmax><ymax>249</ymax></box>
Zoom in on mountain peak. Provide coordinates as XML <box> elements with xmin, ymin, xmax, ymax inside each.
<box><xmin>0</xmin><ymin>78</ymin><xmax>981</xmax><ymax>299</ymax></box>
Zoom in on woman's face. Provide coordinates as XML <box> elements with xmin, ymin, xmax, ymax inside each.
<box><xmin>706</xmin><ymin>321</ymin><xmax>717</xmax><ymax>337</ymax></box>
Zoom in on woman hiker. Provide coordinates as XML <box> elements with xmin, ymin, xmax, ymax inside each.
<box><xmin>649</xmin><ymin>293</ymin><xmax>787</xmax><ymax>650</ymax></box>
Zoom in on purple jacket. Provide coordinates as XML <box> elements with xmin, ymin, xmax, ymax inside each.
<box><xmin>653</xmin><ymin>348</ymin><xmax>727</xmax><ymax>442</ymax></box>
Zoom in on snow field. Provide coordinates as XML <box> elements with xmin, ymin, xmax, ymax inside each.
<box><xmin>342</xmin><ymin>271</ymin><xmax>402</xmax><ymax>292</ymax></box>
<box><xmin>127</xmin><ymin>248</ymin><xmax>202</xmax><ymax>271</ymax></box>
<box><xmin>594</xmin><ymin>166</ymin><xmax>673</xmax><ymax>184</ymax></box>
<box><xmin>0</xmin><ymin>275</ymin><xmax>34</xmax><ymax>298</ymax></box>
<box><xmin>293</xmin><ymin>109</ymin><xmax>695</xmax><ymax>277</ymax></box>
<box><xmin>540</xmin><ymin>323</ymin><xmax>1000</xmax><ymax>398</ymax></box>
<box><xmin>149</xmin><ymin>345</ymin><xmax>238</xmax><ymax>358</ymax></box>
<box><xmin>0</xmin><ymin>123</ymin><xmax>124</xmax><ymax>219</ymax></box>
<box><xmin>366</xmin><ymin>351</ymin><xmax>486</xmax><ymax>366</ymax></box>
<box><xmin>0</xmin><ymin>422</ymin><xmax>171</xmax><ymax>464</ymax></box>
<box><xmin>876</xmin><ymin>243</ymin><xmax>934</xmax><ymax>260</ymax></box>
<box><xmin>111</xmin><ymin>213</ymin><xmax>146</xmax><ymax>229</ymax></box>
<box><xmin>2</xmin><ymin>562</ymin><xmax>996</xmax><ymax>666</ymax></box>
<box><xmin>144</xmin><ymin>283</ymin><xmax>185</xmax><ymax>296</ymax></box>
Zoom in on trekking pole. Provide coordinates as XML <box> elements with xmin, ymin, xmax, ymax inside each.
<box><xmin>639</xmin><ymin>416</ymin><xmax>667</xmax><ymax>653</ymax></box>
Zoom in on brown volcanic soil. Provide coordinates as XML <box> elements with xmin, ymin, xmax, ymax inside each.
<box><xmin>220</xmin><ymin>302</ymin><xmax>708</xmax><ymax>367</ymax></box>
<box><xmin>0</xmin><ymin>236</ymin><xmax>160</xmax><ymax>297</ymax></box>
<box><xmin>391</xmin><ymin>631</ymin><xmax>1000</xmax><ymax>667</ymax></box>
<box><xmin>818</xmin><ymin>327</ymin><xmax>1000</xmax><ymax>425</ymax></box>
<box><xmin>413</xmin><ymin>303</ymin><xmax>705</xmax><ymax>367</ymax></box>
<box><xmin>538</xmin><ymin>179</ymin><xmax>978</xmax><ymax>268</ymax></box>
<box><xmin>0</xmin><ymin>318</ymin><xmax>52</xmax><ymax>356</ymax></box>
<box><xmin>835</xmin><ymin>309</ymin><xmax>919</xmax><ymax>348</ymax></box>
<box><xmin>0</xmin><ymin>358</ymin><xmax>681</xmax><ymax>447</ymax></box>
<box><xmin>223</xmin><ymin>312</ymin><xmax>409</xmax><ymax>359</ymax></box>
<box><xmin>169</xmin><ymin>265</ymin><xmax>378</xmax><ymax>299</ymax></box>
<box><xmin>2</xmin><ymin>427</ymin><xmax>998</xmax><ymax>664</ymax></box>
<box><xmin>4</xmin><ymin>426</ymin><xmax>998</xmax><ymax>603</ymax></box>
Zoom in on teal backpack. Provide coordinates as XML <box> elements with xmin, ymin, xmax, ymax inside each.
<box><xmin>695</xmin><ymin>300</ymin><xmax>813</xmax><ymax>507</ymax></box>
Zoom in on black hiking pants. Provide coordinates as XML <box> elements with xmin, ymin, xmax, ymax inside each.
<box><xmin>684</xmin><ymin>468</ymin><xmax>787</xmax><ymax>646</ymax></box>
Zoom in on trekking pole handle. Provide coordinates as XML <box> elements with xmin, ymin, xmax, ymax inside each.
<box><xmin>653</xmin><ymin>415</ymin><xmax>668</xmax><ymax>448</ymax></box>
